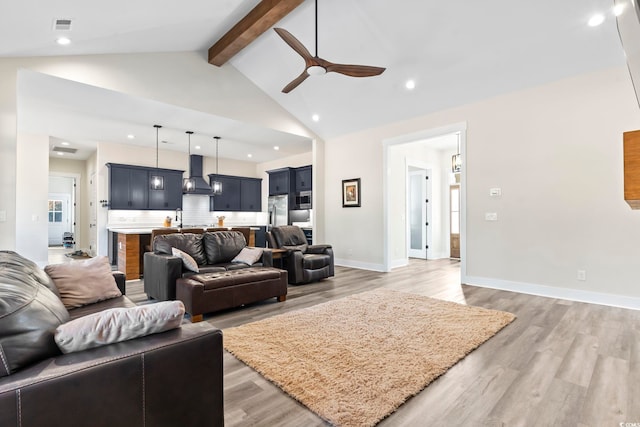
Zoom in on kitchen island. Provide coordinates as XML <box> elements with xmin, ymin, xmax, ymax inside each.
<box><xmin>108</xmin><ymin>226</ymin><xmax>263</xmax><ymax>280</ymax></box>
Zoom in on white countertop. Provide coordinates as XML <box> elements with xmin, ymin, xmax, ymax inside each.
<box><xmin>108</xmin><ymin>225</ymin><xmax>265</xmax><ymax>234</ymax></box>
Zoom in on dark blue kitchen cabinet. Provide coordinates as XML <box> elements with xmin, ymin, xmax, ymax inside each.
<box><xmin>148</xmin><ymin>170</ymin><xmax>184</xmax><ymax>209</ymax></box>
<box><xmin>108</xmin><ymin>164</ymin><xmax>149</xmax><ymax>209</ymax></box>
<box><xmin>210</xmin><ymin>175</ymin><xmax>241</xmax><ymax>211</ymax></box>
<box><xmin>107</xmin><ymin>163</ymin><xmax>184</xmax><ymax>210</ymax></box>
<box><xmin>209</xmin><ymin>174</ymin><xmax>262</xmax><ymax>212</ymax></box>
<box><xmin>240</xmin><ymin>178</ymin><xmax>262</xmax><ymax>211</ymax></box>
<box><xmin>294</xmin><ymin>166</ymin><xmax>312</xmax><ymax>192</ymax></box>
<box><xmin>267</xmin><ymin>168</ymin><xmax>294</xmax><ymax>195</ymax></box>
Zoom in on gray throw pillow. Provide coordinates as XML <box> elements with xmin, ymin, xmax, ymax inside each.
<box><xmin>55</xmin><ymin>301</ymin><xmax>185</xmax><ymax>354</ymax></box>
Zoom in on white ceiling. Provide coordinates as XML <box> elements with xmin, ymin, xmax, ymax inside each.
<box><xmin>5</xmin><ymin>0</ymin><xmax>628</xmax><ymax>160</ymax></box>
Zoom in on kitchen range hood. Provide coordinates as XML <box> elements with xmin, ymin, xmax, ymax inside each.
<box><xmin>184</xmin><ymin>154</ymin><xmax>214</xmax><ymax>195</ymax></box>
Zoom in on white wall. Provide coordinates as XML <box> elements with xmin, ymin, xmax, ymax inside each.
<box><xmin>0</xmin><ymin>51</ymin><xmax>318</xmax><ymax>262</ymax></box>
<box><xmin>15</xmin><ymin>132</ymin><xmax>49</xmax><ymax>264</ymax></box>
<box><xmin>325</xmin><ymin>66</ymin><xmax>640</xmax><ymax>305</ymax></box>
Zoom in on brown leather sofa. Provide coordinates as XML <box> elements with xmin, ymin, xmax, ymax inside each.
<box><xmin>0</xmin><ymin>251</ymin><xmax>223</xmax><ymax>427</ymax></box>
<box><xmin>269</xmin><ymin>225</ymin><xmax>335</xmax><ymax>284</ymax></box>
<box><xmin>144</xmin><ymin>230</ymin><xmax>273</xmax><ymax>301</ymax></box>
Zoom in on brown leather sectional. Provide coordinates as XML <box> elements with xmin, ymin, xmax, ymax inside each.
<box><xmin>0</xmin><ymin>251</ymin><xmax>223</xmax><ymax>427</ymax></box>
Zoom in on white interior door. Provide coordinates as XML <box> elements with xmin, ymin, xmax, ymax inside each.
<box><xmin>48</xmin><ymin>193</ymin><xmax>71</xmax><ymax>246</ymax></box>
<box><xmin>408</xmin><ymin>169</ymin><xmax>431</xmax><ymax>259</ymax></box>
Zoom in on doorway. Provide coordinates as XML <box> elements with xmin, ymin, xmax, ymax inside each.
<box><xmin>48</xmin><ymin>175</ymin><xmax>76</xmax><ymax>248</ymax></box>
<box><xmin>383</xmin><ymin>121</ymin><xmax>466</xmax><ymax>276</ymax></box>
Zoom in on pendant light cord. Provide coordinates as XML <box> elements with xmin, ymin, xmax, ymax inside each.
<box><xmin>214</xmin><ymin>136</ymin><xmax>220</xmax><ymax>177</ymax></box>
<box><xmin>315</xmin><ymin>0</ymin><xmax>318</xmax><ymax>57</ymax></box>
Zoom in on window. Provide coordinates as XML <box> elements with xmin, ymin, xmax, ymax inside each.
<box><xmin>48</xmin><ymin>200</ymin><xmax>63</xmax><ymax>222</ymax></box>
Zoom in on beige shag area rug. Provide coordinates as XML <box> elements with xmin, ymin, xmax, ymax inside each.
<box><xmin>224</xmin><ymin>288</ymin><xmax>516</xmax><ymax>427</ymax></box>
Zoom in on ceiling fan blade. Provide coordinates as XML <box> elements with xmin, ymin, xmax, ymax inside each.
<box><xmin>326</xmin><ymin>64</ymin><xmax>386</xmax><ymax>77</ymax></box>
<box><xmin>274</xmin><ymin>28</ymin><xmax>313</xmax><ymax>60</ymax></box>
<box><xmin>282</xmin><ymin>71</ymin><xmax>310</xmax><ymax>93</ymax></box>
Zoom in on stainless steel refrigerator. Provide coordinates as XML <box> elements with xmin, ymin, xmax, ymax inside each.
<box><xmin>268</xmin><ymin>195</ymin><xmax>288</xmax><ymax>231</ymax></box>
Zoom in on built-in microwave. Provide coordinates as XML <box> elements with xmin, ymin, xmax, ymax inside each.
<box><xmin>295</xmin><ymin>191</ymin><xmax>312</xmax><ymax>209</ymax></box>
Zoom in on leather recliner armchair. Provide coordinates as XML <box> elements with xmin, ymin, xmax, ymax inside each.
<box><xmin>269</xmin><ymin>225</ymin><xmax>334</xmax><ymax>284</ymax></box>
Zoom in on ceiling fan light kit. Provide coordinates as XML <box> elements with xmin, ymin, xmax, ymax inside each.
<box><xmin>274</xmin><ymin>0</ymin><xmax>385</xmax><ymax>93</ymax></box>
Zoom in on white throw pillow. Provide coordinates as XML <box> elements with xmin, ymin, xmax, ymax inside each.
<box><xmin>54</xmin><ymin>301</ymin><xmax>185</xmax><ymax>354</ymax></box>
<box><xmin>172</xmin><ymin>247</ymin><xmax>199</xmax><ymax>272</ymax></box>
<box><xmin>231</xmin><ymin>247</ymin><xmax>264</xmax><ymax>266</ymax></box>
<box><xmin>44</xmin><ymin>256</ymin><xmax>122</xmax><ymax>309</ymax></box>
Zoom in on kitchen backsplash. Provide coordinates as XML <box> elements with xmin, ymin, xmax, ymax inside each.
<box><xmin>107</xmin><ymin>195</ymin><xmax>268</xmax><ymax>228</ymax></box>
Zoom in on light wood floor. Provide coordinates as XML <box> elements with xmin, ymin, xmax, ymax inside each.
<box><xmin>128</xmin><ymin>259</ymin><xmax>640</xmax><ymax>427</ymax></box>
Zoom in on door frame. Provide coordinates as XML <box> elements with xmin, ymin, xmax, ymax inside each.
<box><xmin>383</xmin><ymin>121</ymin><xmax>467</xmax><ymax>278</ymax></box>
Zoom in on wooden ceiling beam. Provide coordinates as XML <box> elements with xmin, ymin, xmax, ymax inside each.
<box><xmin>208</xmin><ymin>0</ymin><xmax>305</xmax><ymax>67</ymax></box>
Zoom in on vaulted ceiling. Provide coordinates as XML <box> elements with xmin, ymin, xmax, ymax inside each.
<box><xmin>4</xmin><ymin>0</ymin><xmax>627</xmax><ymax>159</ymax></box>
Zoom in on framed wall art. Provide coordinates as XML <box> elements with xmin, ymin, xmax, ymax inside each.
<box><xmin>342</xmin><ymin>178</ymin><xmax>361</xmax><ymax>207</ymax></box>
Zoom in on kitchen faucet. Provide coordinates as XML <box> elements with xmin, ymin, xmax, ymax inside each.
<box><xmin>175</xmin><ymin>208</ymin><xmax>182</xmax><ymax>228</ymax></box>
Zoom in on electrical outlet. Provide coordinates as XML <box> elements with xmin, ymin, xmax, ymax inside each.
<box><xmin>577</xmin><ymin>270</ymin><xmax>586</xmax><ymax>281</ymax></box>
<box><xmin>485</xmin><ymin>212</ymin><xmax>498</xmax><ymax>221</ymax></box>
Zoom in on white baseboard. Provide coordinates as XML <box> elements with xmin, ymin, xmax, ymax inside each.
<box><xmin>335</xmin><ymin>258</ymin><xmax>386</xmax><ymax>272</ymax></box>
<box><xmin>390</xmin><ymin>258</ymin><xmax>409</xmax><ymax>269</ymax></box>
<box><xmin>464</xmin><ymin>275</ymin><xmax>640</xmax><ymax>310</ymax></box>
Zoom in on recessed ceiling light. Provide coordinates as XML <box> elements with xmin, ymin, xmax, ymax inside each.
<box><xmin>614</xmin><ymin>4</ymin><xmax>625</xmax><ymax>16</ymax></box>
<box><xmin>56</xmin><ymin>37</ymin><xmax>71</xmax><ymax>46</ymax></box>
<box><xmin>127</xmin><ymin>134</ymin><xmax>135</xmax><ymax>139</ymax></box>
<box><xmin>588</xmin><ymin>14</ymin><xmax>605</xmax><ymax>26</ymax></box>
<box><xmin>405</xmin><ymin>79</ymin><xmax>416</xmax><ymax>90</ymax></box>
<box><xmin>312</xmin><ymin>114</ymin><xmax>320</xmax><ymax>122</ymax></box>
<box><xmin>274</xmin><ymin>146</ymin><xmax>280</xmax><ymax>151</ymax></box>
<box><xmin>247</xmin><ymin>154</ymin><xmax>253</xmax><ymax>158</ymax></box>
<box><xmin>194</xmin><ymin>145</ymin><xmax>201</xmax><ymax>150</ymax></box>
<box><xmin>60</xmin><ymin>141</ymin><xmax>70</xmax><ymax>146</ymax></box>
<box><xmin>57</xmin><ymin>152</ymin><xmax>64</xmax><ymax>156</ymax></box>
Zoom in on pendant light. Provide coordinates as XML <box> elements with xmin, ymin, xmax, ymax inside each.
<box><xmin>150</xmin><ymin>124</ymin><xmax>164</xmax><ymax>190</ymax></box>
<box><xmin>211</xmin><ymin>136</ymin><xmax>223</xmax><ymax>195</ymax></box>
<box><xmin>182</xmin><ymin>131</ymin><xmax>196</xmax><ymax>193</ymax></box>
<box><xmin>451</xmin><ymin>133</ymin><xmax>461</xmax><ymax>173</ymax></box>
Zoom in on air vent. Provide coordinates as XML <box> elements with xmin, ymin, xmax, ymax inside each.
<box><xmin>53</xmin><ymin>19</ymin><xmax>72</xmax><ymax>31</ymax></box>
<box><xmin>52</xmin><ymin>146</ymin><xmax>77</xmax><ymax>154</ymax></box>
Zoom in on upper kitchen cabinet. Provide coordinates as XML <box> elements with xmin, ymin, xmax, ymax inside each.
<box><xmin>267</xmin><ymin>168</ymin><xmax>294</xmax><ymax>195</ymax></box>
<box><xmin>240</xmin><ymin>178</ymin><xmax>262</xmax><ymax>211</ymax></box>
<box><xmin>209</xmin><ymin>174</ymin><xmax>262</xmax><ymax>212</ymax></box>
<box><xmin>210</xmin><ymin>175</ymin><xmax>241</xmax><ymax>211</ymax></box>
<box><xmin>148</xmin><ymin>169</ymin><xmax>184</xmax><ymax>209</ymax></box>
<box><xmin>107</xmin><ymin>163</ymin><xmax>184</xmax><ymax>210</ymax></box>
<box><xmin>294</xmin><ymin>165</ymin><xmax>312</xmax><ymax>192</ymax></box>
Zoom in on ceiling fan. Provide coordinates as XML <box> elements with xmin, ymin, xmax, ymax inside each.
<box><xmin>274</xmin><ymin>0</ymin><xmax>386</xmax><ymax>93</ymax></box>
